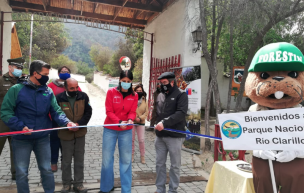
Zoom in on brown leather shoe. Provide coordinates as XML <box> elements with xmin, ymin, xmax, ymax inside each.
<box><xmin>73</xmin><ymin>184</ymin><xmax>88</xmax><ymax>193</ymax></box>
<box><xmin>51</xmin><ymin>164</ymin><xmax>58</xmax><ymax>172</ymax></box>
<box><xmin>141</xmin><ymin>156</ymin><xmax>146</xmax><ymax>164</ymax></box>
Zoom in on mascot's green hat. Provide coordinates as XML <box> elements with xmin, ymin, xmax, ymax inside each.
<box><xmin>248</xmin><ymin>42</ymin><xmax>304</xmax><ymax>72</ymax></box>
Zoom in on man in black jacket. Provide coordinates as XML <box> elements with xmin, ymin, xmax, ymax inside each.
<box><xmin>154</xmin><ymin>72</ymin><xmax>188</xmax><ymax>193</ymax></box>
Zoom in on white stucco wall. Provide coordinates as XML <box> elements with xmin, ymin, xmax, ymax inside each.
<box><xmin>143</xmin><ymin>0</ymin><xmax>201</xmax><ymax>100</ymax></box>
<box><xmin>0</xmin><ymin>0</ymin><xmax>12</xmax><ymax>74</ymax></box>
<box><xmin>200</xmin><ymin>57</ymin><xmax>249</xmax><ymax>110</ymax></box>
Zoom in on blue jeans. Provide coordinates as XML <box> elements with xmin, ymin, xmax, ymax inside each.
<box><xmin>12</xmin><ymin>136</ymin><xmax>54</xmax><ymax>193</ymax></box>
<box><xmin>100</xmin><ymin>128</ymin><xmax>132</xmax><ymax>193</ymax></box>
<box><xmin>50</xmin><ymin>130</ymin><xmax>61</xmax><ymax>164</ymax></box>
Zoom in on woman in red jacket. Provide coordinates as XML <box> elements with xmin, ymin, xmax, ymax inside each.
<box><xmin>99</xmin><ymin>70</ymin><xmax>138</xmax><ymax>193</ymax></box>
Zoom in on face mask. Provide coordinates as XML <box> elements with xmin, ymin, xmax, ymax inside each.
<box><xmin>67</xmin><ymin>91</ymin><xmax>78</xmax><ymax>97</ymax></box>
<box><xmin>35</xmin><ymin>72</ymin><xmax>49</xmax><ymax>85</ymax></box>
<box><xmin>59</xmin><ymin>73</ymin><xmax>70</xmax><ymax>80</ymax></box>
<box><xmin>12</xmin><ymin>69</ymin><xmax>22</xmax><ymax>77</ymax></box>
<box><xmin>161</xmin><ymin>83</ymin><xmax>172</xmax><ymax>94</ymax></box>
<box><xmin>121</xmin><ymin>82</ymin><xmax>131</xmax><ymax>90</ymax></box>
<box><xmin>137</xmin><ymin>92</ymin><xmax>143</xmax><ymax>99</ymax></box>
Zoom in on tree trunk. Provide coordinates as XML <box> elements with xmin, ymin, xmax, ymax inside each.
<box><xmin>204</xmin><ymin>79</ymin><xmax>214</xmax><ymax>151</ymax></box>
<box><xmin>209</xmin><ymin>0</ymin><xmax>216</xmax><ymax>117</ymax></box>
<box><xmin>234</xmin><ymin>22</ymin><xmax>274</xmax><ymax>112</ymax></box>
<box><xmin>226</xmin><ymin>4</ymin><xmax>234</xmax><ymax>113</ymax></box>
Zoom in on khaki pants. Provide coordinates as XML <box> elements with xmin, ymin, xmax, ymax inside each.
<box><xmin>252</xmin><ymin>156</ymin><xmax>304</xmax><ymax>193</ymax></box>
<box><xmin>0</xmin><ymin>122</ymin><xmax>15</xmax><ymax>177</ymax></box>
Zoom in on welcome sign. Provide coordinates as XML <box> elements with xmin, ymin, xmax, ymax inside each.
<box><xmin>218</xmin><ymin>107</ymin><xmax>304</xmax><ymax>151</ymax></box>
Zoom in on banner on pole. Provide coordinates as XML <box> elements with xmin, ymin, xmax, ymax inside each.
<box><xmin>109</xmin><ymin>79</ymin><xmax>119</xmax><ymax>88</ymax></box>
<box><xmin>173</xmin><ymin>66</ymin><xmax>201</xmax><ymax>152</ymax></box>
<box><xmin>231</xmin><ymin>66</ymin><xmax>246</xmax><ymax>97</ymax></box>
<box><xmin>218</xmin><ymin>107</ymin><xmax>304</xmax><ymax>151</ymax></box>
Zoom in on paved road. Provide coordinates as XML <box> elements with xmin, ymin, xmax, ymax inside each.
<box><xmin>0</xmin><ymin>83</ymin><xmax>207</xmax><ymax>193</ymax></box>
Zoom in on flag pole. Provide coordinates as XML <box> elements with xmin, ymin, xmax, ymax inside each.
<box><xmin>29</xmin><ymin>14</ymin><xmax>33</xmax><ymax>67</ymax></box>
<box><xmin>268</xmin><ymin>159</ymin><xmax>277</xmax><ymax>193</ymax></box>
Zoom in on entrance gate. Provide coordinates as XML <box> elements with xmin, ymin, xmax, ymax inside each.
<box><xmin>147</xmin><ymin>54</ymin><xmax>180</xmax><ymax>121</ymax></box>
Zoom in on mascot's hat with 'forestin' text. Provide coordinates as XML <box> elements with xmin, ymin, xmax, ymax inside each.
<box><xmin>249</xmin><ymin>42</ymin><xmax>304</xmax><ymax>72</ymax></box>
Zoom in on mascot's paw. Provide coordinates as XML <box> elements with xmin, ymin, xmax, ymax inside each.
<box><xmin>276</xmin><ymin>151</ymin><xmax>297</xmax><ymax>162</ymax></box>
<box><xmin>253</xmin><ymin>150</ymin><xmax>276</xmax><ymax>160</ymax></box>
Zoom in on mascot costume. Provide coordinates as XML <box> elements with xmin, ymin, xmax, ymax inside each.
<box><xmin>245</xmin><ymin>42</ymin><xmax>304</xmax><ymax>193</ymax></box>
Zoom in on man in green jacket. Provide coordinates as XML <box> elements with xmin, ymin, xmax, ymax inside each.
<box><xmin>56</xmin><ymin>78</ymin><xmax>92</xmax><ymax>193</ymax></box>
<box><xmin>0</xmin><ymin>57</ymin><xmax>25</xmax><ymax>180</ymax></box>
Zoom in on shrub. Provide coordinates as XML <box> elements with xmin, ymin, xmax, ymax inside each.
<box><xmin>85</xmin><ymin>73</ymin><xmax>93</xmax><ymax>83</ymax></box>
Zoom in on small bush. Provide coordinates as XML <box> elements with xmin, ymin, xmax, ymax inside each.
<box><xmin>85</xmin><ymin>73</ymin><xmax>93</xmax><ymax>83</ymax></box>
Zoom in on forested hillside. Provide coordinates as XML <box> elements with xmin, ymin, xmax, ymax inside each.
<box><xmin>63</xmin><ymin>23</ymin><xmax>124</xmax><ymax>67</ymax></box>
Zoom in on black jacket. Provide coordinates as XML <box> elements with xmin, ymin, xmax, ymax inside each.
<box><xmin>155</xmin><ymin>86</ymin><xmax>188</xmax><ymax>138</ymax></box>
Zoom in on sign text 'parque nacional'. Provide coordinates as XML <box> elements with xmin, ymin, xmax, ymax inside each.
<box><xmin>218</xmin><ymin>107</ymin><xmax>304</xmax><ymax>151</ymax></box>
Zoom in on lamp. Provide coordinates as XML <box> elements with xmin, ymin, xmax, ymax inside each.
<box><xmin>191</xmin><ymin>26</ymin><xmax>202</xmax><ymax>53</ymax></box>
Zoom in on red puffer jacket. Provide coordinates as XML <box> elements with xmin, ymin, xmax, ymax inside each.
<box><xmin>104</xmin><ymin>87</ymin><xmax>138</xmax><ymax>131</ymax></box>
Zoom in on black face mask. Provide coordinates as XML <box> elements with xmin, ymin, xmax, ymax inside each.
<box><xmin>160</xmin><ymin>83</ymin><xmax>172</xmax><ymax>94</ymax></box>
<box><xmin>35</xmin><ymin>72</ymin><xmax>49</xmax><ymax>85</ymax></box>
<box><xmin>67</xmin><ymin>91</ymin><xmax>78</xmax><ymax>97</ymax></box>
<box><xmin>137</xmin><ymin>92</ymin><xmax>143</xmax><ymax>100</ymax></box>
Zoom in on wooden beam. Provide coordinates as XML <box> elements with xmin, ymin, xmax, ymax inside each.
<box><xmin>113</xmin><ymin>0</ymin><xmax>128</xmax><ymax>21</ymax></box>
<box><xmin>81</xmin><ymin>1</ymin><xmax>83</xmax><ymax>15</ymax></box>
<box><xmin>155</xmin><ymin>0</ymin><xmax>163</xmax><ymax>6</ymax></box>
<box><xmin>82</xmin><ymin>0</ymin><xmax>162</xmax><ymax>12</ymax></box>
<box><xmin>10</xmin><ymin>1</ymin><xmax>147</xmax><ymax>26</ymax></box>
<box><xmin>93</xmin><ymin>3</ymin><xmax>98</xmax><ymax>13</ymax></box>
<box><xmin>134</xmin><ymin>0</ymin><xmax>155</xmax><ymax>19</ymax></box>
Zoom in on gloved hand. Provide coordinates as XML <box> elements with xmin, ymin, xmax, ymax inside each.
<box><xmin>276</xmin><ymin>151</ymin><xmax>297</xmax><ymax>162</ymax></box>
<box><xmin>253</xmin><ymin>150</ymin><xmax>276</xmax><ymax>160</ymax></box>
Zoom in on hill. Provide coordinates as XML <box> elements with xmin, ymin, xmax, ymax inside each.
<box><xmin>63</xmin><ymin>23</ymin><xmax>125</xmax><ymax>67</ymax></box>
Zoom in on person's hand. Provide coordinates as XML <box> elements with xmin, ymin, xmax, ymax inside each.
<box><xmin>67</xmin><ymin>122</ymin><xmax>78</xmax><ymax>131</ymax></box>
<box><xmin>276</xmin><ymin>151</ymin><xmax>297</xmax><ymax>162</ymax></box>
<box><xmin>135</xmin><ymin>117</ymin><xmax>141</xmax><ymax>123</ymax></box>
<box><xmin>155</xmin><ymin>122</ymin><xmax>164</xmax><ymax>131</ymax></box>
<box><xmin>128</xmin><ymin>119</ymin><xmax>134</xmax><ymax>125</ymax></box>
<box><xmin>23</xmin><ymin>126</ymin><xmax>33</xmax><ymax>135</ymax></box>
<box><xmin>120</xmin><ymin>121</ymin><xmax>128</xmax><ymax>129</ymax></box>
<box><xmin>253</xmin><ymin>150</ymin><xmax>275</xmax><ymax>160</ymax></box>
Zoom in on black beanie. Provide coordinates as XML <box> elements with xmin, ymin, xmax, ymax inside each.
<box><xmin>120</xmin><ymin>70</ymin><xmax>133</xmax><ymax>80</ymax></box>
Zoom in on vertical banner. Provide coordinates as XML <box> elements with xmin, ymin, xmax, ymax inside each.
<box><xmin>231</xmin><ymin>66</ymin><xmax>246</xmax><ymax>97</ymax></box>
<box><xmin>174</xmin><ymin>66</ymin><xmax>201</xmax><ymax>152</ymax></box>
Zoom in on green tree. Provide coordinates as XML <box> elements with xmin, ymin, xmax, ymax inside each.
<box><xmin>14</xmin><ymin>14</ymin><xmax>70</xmax><ymax>64</ymax></box>
<box><xmin>133</xmin><ymin>58</ymin><xmax>143</xmax><ymax>82</ymax></box>
<box><xmin>50</xmin><ymin>55</ymin><xmax>77</xmax><ymax>73</ymax></box>
<box><xmin>76</xmin><ymin>61</ymin><xmax>93</xmax><ymax>75</ymax></box>
<box><xmin>89</xmin><ymin>44</ymin><xmax>113</xmax><ymax>71</ymax></box>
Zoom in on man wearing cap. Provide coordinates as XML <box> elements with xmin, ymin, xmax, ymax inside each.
<box><xmin>154</xmin><ymin>72</ymin><xmax>188</xmax><ymax>193</ymax></box>
<box><xmin>0</xmin><ymin>57</ymin><xmax>25</xmax><ymax>180</ymax></box>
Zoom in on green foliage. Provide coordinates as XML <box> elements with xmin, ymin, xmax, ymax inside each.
<box><xmin>14</xmin><ymin>14</ymin><xmax>70</xmax><ymax>64</ymax></box>
<box><xmin>76</xmin><ymin>61</ymin><xmax>94</xmax><ymax>75</ymax></box>
<box><xmin>50</xmin><ymin>55</ymin><xmax>78</xmax><ymax>73</ymax></box>
<box><xmin>89</xmin><ymin>44</ymin><xmax>113</xmax><ymax>71</ymax></box>
<box><xmin>133</xmin><ymin>58</ymin><xmax>143</xmax><ymax>82</ymax></box>
<box><xmin>63</xmin><ymin>23</ymin><xmax>124</xmax><ymax>66</ymax></box>
<box><xmin>85</xmin><ymin>73</ymin><xmax>94</xmax><ymax>83</ymax></box>
<box><xmin>125</xmin><ymin>28</ymin><xmax>144</xmax><ymax>59</ymax></box>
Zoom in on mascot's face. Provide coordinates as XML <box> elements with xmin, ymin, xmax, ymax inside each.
<box><xmin>245</xmin><ymin>71</ymin><xmax>304</xmax><ymax>109</ymax></box>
